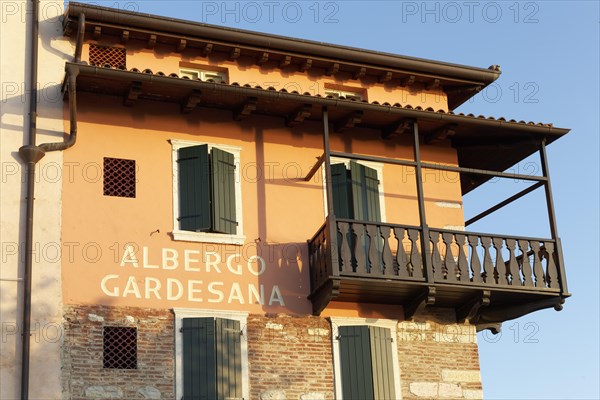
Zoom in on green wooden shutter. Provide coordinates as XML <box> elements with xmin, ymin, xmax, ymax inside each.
<box><xmin>369</xmin><ymin>326</ymin><xmax>396</xmax><ymax>400</ymax></box>
<box><xmin>339</xmin><ymin>326</ymin><xmax>375</xmax><ymax>400</ymax></box>
<box><xmin>211</xmin><ymin>147</ymin><xmax>237</xmax><ymax>234</ymax></box>
<box><xmin>363</xmin><ymin>165</ymin><xmax>382</xmax><ymax>223</ymax></box>
<box><xmin>331</xmin><ymin>163</ymin><xmax>351</xmax><ymax>219</ymax></box>
<box><xmin>178</xmin><ymin>145</ymin><xmax>211</xmax><ymax>232</ymax></box>
<box><xmin>350</xmin><ymin>162</ymin><xmax>381</xmax><ymax>222</ymax></box>
<box><xmin>182</xmin><ymin>317</ymin><xmax>216</xmax><ymax>400</ymax></box>
<box><xmin>215</xmin><ymin>318</ymin><xmax>243</xmax><ymax>400</ymax></box>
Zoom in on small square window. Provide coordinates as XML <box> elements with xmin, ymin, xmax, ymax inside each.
<box><xmin>103</xmin><ymin>157</ymin><xmax>136</xmax><ymax>198</ymax></box>
<box><xmin>89</xmin><ymin>44</ymin><xmax>126</xmax><ymax>69</ymax></box>
<box><xmin>103</xmin><ymin>327</ymin><xmax>137</xmax><ymax>369</ymax></box>
<box><xmin>179</xmin><ymin>68</ymin><xmax>227</xmax><ymax>83</ymax></box>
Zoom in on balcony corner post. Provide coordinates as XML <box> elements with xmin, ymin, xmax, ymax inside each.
<box><xmin>539</xmin><ymin>140</ymin><xmax>568</xmax><ymax>296</ymax></box>
<box><xmin>412</xmin><ymin>121</ymin><xmax>434</xmax><ymax>284</ymax></box>
<box><xmin>322</xmin><ymin>106</ymin><xmax>339</xmax><ymax>278</ymax></box>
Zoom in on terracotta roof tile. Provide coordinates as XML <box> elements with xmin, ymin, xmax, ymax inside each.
<box><xmin>84</xmin><ymin>64</ymin><xmax>557</xmax><ymax>128</ymax></box>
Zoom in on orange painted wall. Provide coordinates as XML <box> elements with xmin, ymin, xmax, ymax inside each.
<box><xmin>82</xmin><ymin>40</ymin><xmax>449</xmax><ymax>111</ymax></box>
<box><xmin>61</xmin><ymin>41</ymin><xmax>463</xmax><ymax>316</ymax></box>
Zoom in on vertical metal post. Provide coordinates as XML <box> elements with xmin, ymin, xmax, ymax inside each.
<box><xmin>322</xmin><ymin>107</ymin><xmax>339</xmax><ymax>277</ymax></box>
<box><xmin>413</xmin><ymin>121</ymin><xmax>434</xmax><ymax>283</ymax></box>
<box><xmin>539</xmin><ymin>140</ymin><xmax>569</xmax><ymax>295</ymax></box>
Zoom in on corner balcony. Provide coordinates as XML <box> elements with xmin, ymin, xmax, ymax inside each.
<box><xmin>308</xmin><ymin>217</ymin><xmax>567</xmax><ymax>331</ymax></box>
<box><xmin>307</xmin><ymin>113</ymin><xmax>569</xmax><ymax>332</ymax></box>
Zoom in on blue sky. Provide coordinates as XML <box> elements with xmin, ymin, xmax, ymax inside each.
<box><xmin>75</xmin><ymin>1</ymin><xmax>599</xmax><ymax>398</ymax></box>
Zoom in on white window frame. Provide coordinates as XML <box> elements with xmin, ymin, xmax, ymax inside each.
<box><xmin>329</xmin><ymin>317</ymin><xmax>402</xmax><ymax>400</ymax></box>
<box><xmin>173</xmin><ymin>308</ymin><xmax>249</xmax><ymax>400</ymax></box>
<box><xmin>170</xmin><ymin>139</ymin><xmax>245</xmax><ymax>245</ymax></box>
<box><xmin>179</xmin><ymin>68</ymin><xmax>227</xmax><ymax>83</ymax></box>
<box><xmin>322</xmin><ymin>157</ymin><xmax>387</xmax><ymax>222</ymax></box>
<box><xmin>323</xmin><ymin>88</ymin><xmax>364</xmax><ymax>101</ymax></box>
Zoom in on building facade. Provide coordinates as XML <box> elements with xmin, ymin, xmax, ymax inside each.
<box><xmin>1</xmin><ymin>1</ymin><xmax>69</xmax><ymax>398</ymax></box>
<box><xmin>3</xmin><ymin>2</ymin><xmax>570</xmax><ymax>399</ymax></box>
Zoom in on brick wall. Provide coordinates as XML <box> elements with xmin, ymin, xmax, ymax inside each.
<box><xmin>397</xmin><ymin>309</ymin><xmax>483</xmax><ymax>399</ymax></box>
<box><xmin>63</xmin><ymin>305</ymin><xmax>482</xmax><ymax>400</ymax></box>
<box><xmin>62</xmin><ymin>305</ymin><xmax>174</xmax><ymax>400</ymax></box>
<box><xmin>247</xmin><ymin>314</ymin><xmax>335</xmax><ymax>400</ymax></box>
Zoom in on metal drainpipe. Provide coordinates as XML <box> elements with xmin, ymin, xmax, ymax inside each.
<box><xmin>17</xmin><ymin>7</ymin><xmax>84</xmax><ymax>399</ymax></box>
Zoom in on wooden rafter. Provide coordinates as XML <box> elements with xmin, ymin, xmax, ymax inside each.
<box><xmin>382</xmin><ymin>119</ymin><xmax>412</xmax><ymax>139</ymax></box>
<box><xmin>124</xmin><ymin>82</ymin><xmax>142</xmax><ymax>107</ymax></box>
<box><xmin>335</xmin><ymin>110</ymin><xmax>363</xmax><ymax>132</ymax></box>
<box><xmin>286</xmin><ymin>104</ymin><xmax>312</xmax><ymax>127</ymax></box>
<box><xmin>234</xmin><ymin>97</ymin><xmax>257</xmax><ymax>121</ymax></box>
<box><xmin>181</xmin><ymin>90</ymin><xmax>202</xmax><ymax>114</ymax></box>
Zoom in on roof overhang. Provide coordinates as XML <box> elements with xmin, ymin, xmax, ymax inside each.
<box><xmin>66</xmin><ymin>63</ymin><xmax>569</xmax><ymax>194</ymax></box>
<box><xmin>64</xmin><ymin>2</ymin><xmax>501</xmax><ymax>110</ymax></box>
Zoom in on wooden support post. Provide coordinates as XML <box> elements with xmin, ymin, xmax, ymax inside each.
<box><xmin>539</xmin><ymin>140</ymin><xmax>569</xmax><ymax>296</ymax></box>
<box><xmin>322</xmin><ymin>107</ymin><xmax>339</xmax><ymax>280</ymax></box>
<box><xmin>413</xmin><ymin>121</ymin><xmax>435</xmax><ymax>286</ymax></box>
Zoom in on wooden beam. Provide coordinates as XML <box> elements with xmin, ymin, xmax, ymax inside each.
<box><xmin>147</xmin><ymin>34</ymin><xmax>157</xmax><ymax>49</ymax></box>
<box><xmin>352</xmin><ymin>67</ymin><xmax>366</xmax><ymax>80</ymax></box>
<box><xmin>456</xmin><ymin>290</ymin><xmax>491</xmax><ymax>323</ymax></box>
<box><xmin>446</xmin><ymin>84</ymin><xmax>482</xmax><ymax>95</ymax></box>
<box><xmin>286</xmin><ymin>104</ymin><xmax>312</xmax><ymax>127</ymax></box>
<box><xmin>299</xmin><ymin>58</ymin><xmax>312</xmax><ymax>72</ymax></box>
<box><xmin>304</xmin><ymin>154</ymin><xmax>325</xmax><ymax>181</ymax></box>
<box><xmin>234</xmin><ymin>97</ymin><xmax>257</xmax><ymax>121</ymax></box>
<box><xmin>426</xmin><ymin>78</ymin><xmax>441</xmax><ymax>90</ymax></box>
<box><xmin>257</xmin><ymin>52</ymin><xmax>269</xmax><ymax>65</ymax></box>
<box><xmin>379</xmin><ymin>71</ymin><xmax>393</xmax><ymax>83</ymax></box>
<box><xmin>202</xmin><ymin>43</ymin><xmax>213</xmax><ymax>56</ymax></box>
<box><xmin>404</xmin><ymin>286</ymin><xmax>436</xmax><ymax>320</ymax></box>
<box><xmin>474</xmin><ymin>297</ymin><xmax>563</xmax><ymax>332</ymax></box>
<box><xmin>334</xmin><ymin>110</ymin><xmax>363</xmax><ymax>132</ymax></box>
<box><xmin>326</xmin><ymin>63</ymin><xmax>339</xmax><ymax>76</ymax></box>
<box><xmin>93</xmin><ymin>26</ymin><xmax>101</xmax><ymax>40</ymax></box>
<box><xmin>401</xmin><ymin>75</ymin><xmax>416</xmax><ymax>87</ymax></box>
<box><xmin>425</xmin><ymin>123</ymin><xmax>457</xmax><ymax>144</ymax></box>
<box><xmin>309</xmin><ymin>279</ymin><xmax>340</xmax><ymax>316</ymax></box>
<box><xmin>124</xmin><ymin>82</ymin><xmax>142</xmax><ymax>107</ymax></box>
<box><xmin>181</xmin><ymin>90</ymin><xmax>202</xmax><ymax>114</ymax></box>
<box><xmin>229</xmin><ymin>47</ymin><xmax>241</xmax><ymax>60</ymax></box>
<box><xmin>465</xmin><ymin>182</ymin><xmax>544</xmax><ymax>226</ymax></box>
<box><xmin>279</xmin><ymin>55</ymin><xmax>292</xmax><ymax>68</ymax></box>
<box><xmin>176</xmin><ymin>39</ymin><xmax>187</xmax><ymax>52</ymax></box>
<box><xmin>121</xmin><ymin>30</ymin><xmax>129</xmax><ymax>43</ymax></box>
<box><xmin>382</xmin><ymin>119</ymin><xmax>411</xmax><ymax>139</ymax></box>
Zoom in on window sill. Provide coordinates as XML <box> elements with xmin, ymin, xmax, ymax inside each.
<box><xmin>172</xmin><ymin>230</ymin><xmax>246</xmax><ymax>245</ymax></box>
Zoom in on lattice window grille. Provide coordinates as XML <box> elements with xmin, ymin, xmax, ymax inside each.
<box><xmin>103</xmin><ymin>326</ymin><xmax>137</xmax><ymax>369</ymax></box>
<box><xmin>89</xmin><ymin>44</ymin><xmax>126</xmax><ymax>69</ymax></box>
<box><xmin>103</xmin><ymin>157</ymin><xmax>136</xmax><ymax>198</ymax></box>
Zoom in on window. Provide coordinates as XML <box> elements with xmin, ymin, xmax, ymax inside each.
<box><xmin>103</xmin><ymin>157</ymin><xmax>136</xmax><ymax>198</ymax></box>
<box><xmin>330</xmin><ymin>318</ymin><xmax>401</xmax><ymax>400</ymax></box>
<box><xmin>174</xmin><ymin>309</ymin><xmax>249</xmax><ymax>400</ymax></box>
<box><xmin>171</xmin><ymin>140</ymin><xmax>245</xmax><ymax>244</ymax></box>
<box><xmin>179</xmin><ymin>68</ymin><xmax>227</xmax><ymax>83</ymax></box>
<box><xmin>103</xmin><ymin>326</ymin><xmax>137</xmax><ymax>369</ymax></box>
<box><xmin>89</xmin><ymin>44</ymin><xmax>126</xmax><ymax>69</ymax></box>
<box><xmin>331</xmin><ymin>161</ymin><xmax>383</xmax><ymax>222</ymax></box>
<box><xmin>324</xmin><ymin>88</ymin><xmax>364</xmax><ymax>101</ymax></box>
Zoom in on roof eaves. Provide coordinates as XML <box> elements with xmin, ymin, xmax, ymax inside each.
<box><xmin>67</xmin><ymin>62</ymin><xmax>568</xmax><ymax>138</ymax></box>
<box><xmin>65</xmin><ymin>2</ymin><xmax>501</xmax><ymax>85</ymax></box>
